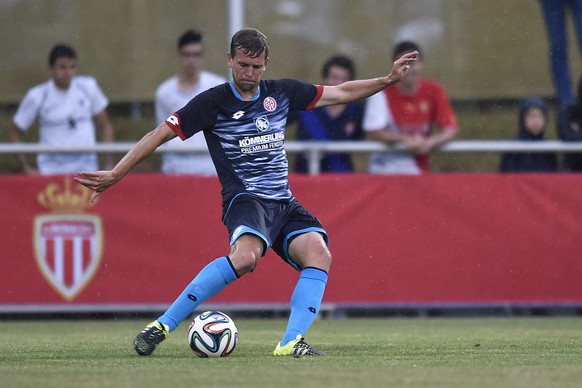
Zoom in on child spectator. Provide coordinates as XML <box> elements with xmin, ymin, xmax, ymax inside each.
<box><xmin>500</xmin><ymin>97</ymin><xmax>558</xmax><ymax>173</ymax></box>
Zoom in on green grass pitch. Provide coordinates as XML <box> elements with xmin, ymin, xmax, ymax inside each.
<box><xmin>1</xmin><ymin>317</ymin><xmax>581</xmax><ymax>387</ymax></box>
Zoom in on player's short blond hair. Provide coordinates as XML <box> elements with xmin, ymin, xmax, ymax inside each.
<box><xmin>230</xmin><ymin>28</ymin><xmax>269</xmax><ymax>59</ymax></box>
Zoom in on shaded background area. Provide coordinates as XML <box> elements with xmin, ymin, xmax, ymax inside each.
<box><xmin>3</xmin><ymin>0</ymin><xmax>581</xmax><ymax>102</ymax></box>
<box><xmin>1</xmin><ymin>0</ymin><xmax>580</xmax><ymax>172</ymax></box>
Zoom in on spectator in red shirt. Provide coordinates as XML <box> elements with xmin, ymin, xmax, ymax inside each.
<box><xmin>362</xmin><ymin>41</ymin><xmax>459</xmax><ymax>174</ymax></box>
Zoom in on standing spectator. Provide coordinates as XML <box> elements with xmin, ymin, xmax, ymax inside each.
<box><xmin>539</xmin><ymin>0</ymin><xmax>582</xmax><ymax>106</ymax></box>
<box><xmin>558</xmin><ymin>75</ymin><xmax>582</xmax><ymax>171</ymax></box>
<box><xmin>9</xmin><ymin>44</ymin><xmax>114</xmax><ymax>175</ymax></box>
<box><xmin>500</xmin><ymin>97</ymin><xmax>558</xmax><ymax>173</ymax></box>
<box><xmin>292</xmin><ymin>55</ymin><xmax>364</xmax><ymax>173</ymax></box>
<box><xmin>156</xmin><ymin>29</ymin><xmax>225</xmax><ymax>175</ymax></box>
<box><xmin>362</xmin><ymin>41</ymin><xmax>458</xmax><ymax>174</ymax></box>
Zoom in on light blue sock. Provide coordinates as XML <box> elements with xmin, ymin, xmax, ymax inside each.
<box><xmin>158</xmin><ymin>256</ymin><xmax>238</xmax><ymax>332</ymax></box>
<box><xmin>280</xmin><ymin>267</ymin><xmax>328</xmax><ymax>345</ymax></box>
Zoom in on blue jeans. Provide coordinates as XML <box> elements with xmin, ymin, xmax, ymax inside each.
<box><xmin>540</xmin><ymin>0</ymin><xmax>582</xmax><ymax>105</ymax></box>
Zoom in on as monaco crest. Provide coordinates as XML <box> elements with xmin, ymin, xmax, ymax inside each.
<box><xmin>34</xmin><ymin>178</ymin><xmax>103</xmax><ymax>301</ymax></box>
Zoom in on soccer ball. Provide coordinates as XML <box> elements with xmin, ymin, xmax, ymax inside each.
<box><xmin>187</xmin><ymin>311</ymin><xmax>238</xmax><ymax>357</ymax></box>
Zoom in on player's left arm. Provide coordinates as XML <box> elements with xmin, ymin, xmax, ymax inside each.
<box><xmin>315</xmin><ymin>51</ymin><xmax>418</xmax><ymax>108</ymax></box>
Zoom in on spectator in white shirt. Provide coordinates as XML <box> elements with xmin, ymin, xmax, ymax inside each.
<box><xmin>10</xmin><ymin>43</ymin><xmax>114</xmax><ymax>175</ymax></box>
<box><xmin>156</xmin><ymin>29</ymin><xmax>226</xmax><ymax>175</ymax></box>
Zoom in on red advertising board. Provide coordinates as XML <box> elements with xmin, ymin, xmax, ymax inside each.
<box><xmin>1</xmin><ymin>173</ymin><xmax>581</xmax><ymax>311</ymax></box>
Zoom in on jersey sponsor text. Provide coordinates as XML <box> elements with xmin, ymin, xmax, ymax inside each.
<box><xmin>239</xmin><ymin>131</ymin><xmax>284</xmax><ymax>153</ymax></box>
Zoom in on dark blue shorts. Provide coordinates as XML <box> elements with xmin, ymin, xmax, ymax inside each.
<box><xmin>222</xmin><ymin>193</ymin><xmax>328</xmax><ymax>271</ymax></box>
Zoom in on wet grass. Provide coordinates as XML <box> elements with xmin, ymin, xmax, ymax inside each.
<box><xmin>1</xmin><ymin>317</ymin><xmax>581</xmax><ymax>387</ymax></box>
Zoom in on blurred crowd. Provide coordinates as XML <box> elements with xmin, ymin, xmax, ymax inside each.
<box><xmin>5</xmin><ymin>0</ymin><xmax>582</xmax><ymax>175</ymax></box>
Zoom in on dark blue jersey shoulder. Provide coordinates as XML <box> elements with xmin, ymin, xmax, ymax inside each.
<box><xmin>174</xmin><ymin>79</ymin><xmax>318</xmax><ymax>139</ymax></box>
<box><xmin>171</xmin><ymin>79</ymin><xmax>320</xmax><ymax>202</ymax></box>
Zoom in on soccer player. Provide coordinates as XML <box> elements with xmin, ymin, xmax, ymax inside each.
<box><xmin>74</xmin><ymin>28</ymin><xmax>417</xmax><ymax>357</ymax></box>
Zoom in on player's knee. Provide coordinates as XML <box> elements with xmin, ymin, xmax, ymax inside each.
<box><xmin>304</xmin><ymin>244</ymin><xmax>332</xmax><ymax>272</ymax></box>
<box><xmin>314</xmin><ymin>235</ymin><xmax>332</xmax><ymax>260</ymax></box>
<box><xmin>323</xmin><ymin>247</ymin><xmax>332</xmax><ymax>265</ymax></box>
<box><xmin>230</xmin><ymin>250</ymin><xmax>260</xmax><ymax>276</ymax></box>
<box><xmin>319</xmin><ymin>246</ymin><xmax>333</xmax><ymax>269</ymax></box>
<box><xmin>228</xmin><ymin>234</ymin><xmax>264</xmax><ymax>276</ymax></box>
<box><xmin>290</xmin><ymin>232</ymin><xmax>332</xmax><ymax>271</ymax></box>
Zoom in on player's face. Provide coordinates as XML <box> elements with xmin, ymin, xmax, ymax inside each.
<box><xmin>227</xmin><ymin>48</ymin><xmax>268</xmax><ymax>96</ymax></box>
<box><xmin>178</xmin><ymin>42</ymin><xmax>204</xmax><ymax>77</ymax></box>
<box><xmin>50</xmin><ymin>57</ymin><xmax>77</xmax><ymax>90</ymax></box>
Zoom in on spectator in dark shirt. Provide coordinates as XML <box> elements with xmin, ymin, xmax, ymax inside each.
<box><xmin>292</xmin><ymin>55</ymin><xmax>364</xmax><ymax>173</ymax></box>
<box><xmin>500</xmin><ymin>97</ymin><xmax>558</xmax><ymax>173</ymax></box>
<box><xmin>558</xmin><ymin>76</ymin><xmax>582</xmax><ymax>171</ymax></box>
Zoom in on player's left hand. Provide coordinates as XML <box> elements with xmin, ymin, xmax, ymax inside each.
<box><xmin>388</xmin><ymin>51</ymin><xmax>418</xmax><ymax>83</ymax></box>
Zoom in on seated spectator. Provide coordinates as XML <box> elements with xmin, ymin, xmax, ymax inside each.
<box><xmin>9</xmin><ymin>43</ymin><xmax>114</xmax><ymax>175</ymax></box>
<box><xmin>362</xmin><ymin>41</ymin><xmax>458</xmax><ymax>174</ymax></box>
<box><xmin>292</xmin><ymin>55</ymin><xmax>364</xmax><ymax>173</ymax></box>
<box><xmin>558</xmin><ymin>76</ymin><xmax>582</xmax><ymax>172</ymax></box>
<box><xmin>500</xmin><ymin>97</ymin><xmax>558</xmax><ymax>173</ymax></box>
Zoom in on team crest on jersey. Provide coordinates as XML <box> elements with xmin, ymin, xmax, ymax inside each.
<box><xmin>263</xmin><ymin>96</ymin><xmax>277</xmax><ymax>112</ymax></box>
<box><xmin>254</xmin><ymin>115</ymin><xmax>270</xmax><ymax>132</ymax></box>
<box><xmin>33</xmin><ymin>177</ymin><xmax>103</xmax><ymax>301</ymax></box>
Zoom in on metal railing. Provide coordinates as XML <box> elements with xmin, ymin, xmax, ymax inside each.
<box><xmin>1</xmin><ymin>140</ymin><xmax>581</xmax><ymax>175</ymax></box>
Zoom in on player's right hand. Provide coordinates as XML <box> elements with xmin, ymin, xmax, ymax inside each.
<box><xmin>74</xmin><ymin>170</ymin><xmax>120</xmax><ymax>202</ymax></box>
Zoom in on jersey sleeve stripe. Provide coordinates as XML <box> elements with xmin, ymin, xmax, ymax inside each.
<box><xmin>166</xmin><ymin>113</ymin><xmax>187</xmax><ymax>140</ymax></box>
<box><xmin>305</xmin><ymin>85</ymin><xmax>324</xmax><ymax>111</ymax></box>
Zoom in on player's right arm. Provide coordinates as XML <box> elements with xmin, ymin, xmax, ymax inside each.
<box><xmin>74</xmin><ymin>122</ymin><xmax>176</xmax><ymax>202</ymax></box>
